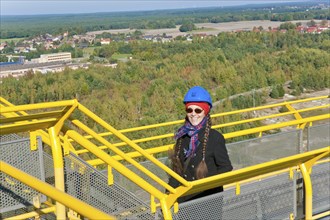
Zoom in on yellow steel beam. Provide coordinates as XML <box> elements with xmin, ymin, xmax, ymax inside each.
<box><xmin>66</xmin><ymin>129</ymin><xmax>171</xmax><ymax>199</ymax></box>
<box><xmin>4</xmin><ymin>207</ymin><xmax>56</xmax><ymax>220</ymax></box>
<box><xmin>0</xmin><ymin>118</ymin><xmax>58</xmax><ymax>135</ymax></box>
<box><xmin>73</xmin><ymin>100</ymin><xmax>329</xmax><ymax>146</ymax></box>
<box><xmin>285</xmin><ymin>103</ymin><xmax>303</xmax><ymax>120</ymax></box>
<box><xmin>76</xmin><ymin>104</ymin><xmax>329</xmax><ymax>156</ymax></box>
<box><xmin>224</xmin><ymin>158</ymin><xmax>328</xmax><ymax>191</ymax></box>
<box><xmin>224</xmin><ymin>114</ymin><xmax>330</xmax><ymax>139</ymax></box>
<box><xmin>304</xmin><ymin>150</ymin><xmax>330</xmax><ymax>173</ymax></box>
<box><xmin>86</xmin><ymin>113</ymin><xmax>328</xmax><ymax>166</ymax></box>
<box><xmin>0</xmin><ymin>97</ymin><xmax>28</xmax><ymax>116</ymax></box>
<box><xmin>0</xmin><ymin>161</ymin><xmax>115</xmax><ymax>220</ymax></box>
<box><xmin>53</xmin><ymin>102</ymin><xmax>78</xmax><ymax>135</ymax></box>
<box><xmin>48</xmin><ymin>126</ymin><xmax>66</xmax><ymax>219</ymax></box>
<box><xmin>212</xmin><ymin>95</ymin><xmax>329</xmax><ymax>118</ymax></box>
<box><xmin>118</xmin><ymin>96</ymin><xmax>329</xmax><ymax>136</ymax></box>
<box><xmin>300</xmin><ymin>163</ymin><xmax>313</xmax><ymax>220</ymax></box>
<box><xmin>213</xmin><ymin>104</ymin><xmax>329</xmax><ymax>130</ymax></box>
<box><xmin>186</xmin><ymin>147</ymin><xmax>329</xmax><ymax>196</ymax></box>
<box><xmin>312</xmin><ymin>211</ymin><xmax>330</xmax><ymax>220</ymax></box>
<box><xmin>160</xmin><ymin>148</ymin><xmax>329</xmax><ymax>216</ymax></box>
<box><xmin>87</xmin><ymin>145</ymin><xmax>171</xmax><ymax>166</ymax></box>
<box><xmin>76</xmin><ymin>103</ymin><xmax>189</xmax><ymax>186</ymax></box>
<box><xmin>0</xmin><ymin>99</ymin><xmax>77</xmax><ymax>113</ymax></box>
<box><xmin>0</xmin><ymin>110</ymin><xmax>64</xmax><ymax>124</ymax></box>
<box><xmin>70</xmin><ymin>119</ymin><xmax>178</xmax><ymax>192</ymax></box>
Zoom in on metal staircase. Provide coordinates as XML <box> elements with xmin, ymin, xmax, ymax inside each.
<box><xmin>0</xmin><ymin>96</ymin><xmax>329</xmax><ymax>220</ymax></box>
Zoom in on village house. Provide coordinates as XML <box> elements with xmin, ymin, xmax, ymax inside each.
<box><xmin>100</xmin><ymin>38</ymin><xmax>111</xmax><ymax>45</ymax></box>
<box><xmin>0</xmin><ymin>43</ymin><xmax>7</xmax><ymax>52</ymax></box>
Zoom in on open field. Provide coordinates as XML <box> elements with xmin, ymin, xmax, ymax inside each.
<box><xmin>87</xmin><ymin>20</ymin><xmax>321</xmax><ymax>37</ymax></box>
<box><xmin>0</xmin><ymin>37</ymin><xmax>25</xmax><ymax>44</ymax></box>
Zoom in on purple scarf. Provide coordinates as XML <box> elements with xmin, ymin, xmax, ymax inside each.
<box><xmin>175</xmin><ymin>117</ymin><xmax>207</xmax><ymax>158</ymax></box>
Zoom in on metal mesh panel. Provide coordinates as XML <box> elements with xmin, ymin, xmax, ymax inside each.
<box><xmin>308</xmin><ymin>123</ymin><xmax>330</xmax><ymax>151</ymax></box>
<box><xmin>112</xmin><ymin>157</ymin><xmax>169</xmax><ymax>202</ymax></box>
<box><xmin>0</xmin><ymin>136</ymin><xmax>46</xmax><ymax>214</ymax></box>
<box><xmin>43</xmin><ymin>152</ymin><xmax>55</xmax><ymax>186</ymax></box>
<box><xmin>169</xmin><ymin>173</ymin><xmax>296</xmax><ymax>220</ymax></box>
<box><xmin>0</xmin><ymin>205</ymin><xmax>56</xmax><ymax>220</ymax></box>
<box><xmin>64</xmin><ymin>153</ymin><xmax>155</xmax><ymax>219</ymax></box>
<box><xmin>311</xmin><ymin>162</ymin><xmax>330</xmax><ymax>215</ymax></box>
<box><xmin>0</xmin><ymin>134</ymin><xmax>22</xmax><ymax>142</ymax></box>
<box><xmin>227</xmin><ymin>130</ymin><xmax>302</xmax><ymax>169</ymax></box>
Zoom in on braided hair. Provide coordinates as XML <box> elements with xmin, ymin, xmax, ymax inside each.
<box><xmin>170</xmin><ymin>114</ymin><xmax>212</xmax><ymax>179</ymax></box>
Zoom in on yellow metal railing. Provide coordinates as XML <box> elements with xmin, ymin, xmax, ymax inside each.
<box><xmin>164</xmin><ymin>147</ymin><xmax>329</xmax><ymax>219</ymax></box>
<box><xmin>0</xmin><ymin>161</ymin><xmax>114</xmax><ymax>220</ymax></box>
<box><xmin>1</xmin><ymin>96</ymin><xmax>329</xmax><ymax>220</ymax></box>
<box><xmin>75</xmin><ymin>96</ymin><xmax>330</xmax><ymax>163</ymax></box>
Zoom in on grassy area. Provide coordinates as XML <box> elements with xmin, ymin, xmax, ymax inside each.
<box><xmin>112</xmin><ymin>53</ymin><xmax>132</xmax><ymax>59</ymax></box>
<box><xmin>196</xmin><ymin>27</ymin><xmax>217</xmax><ymax>31</ymax></box>
<box><xmin>83</xmin><ymin>47</ymin><xmax>98</xmax><ymax>57</ymax></box>
<box><xmin>0</xmin><ymin>38</ymin><xmax>25</xmax><ymax>44</ymax></box>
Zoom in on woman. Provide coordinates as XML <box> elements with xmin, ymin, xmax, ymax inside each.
<box><xmin>168</xmin><ymin>86</ymin><xmax>233</xmax><ymax>203</ymax></box>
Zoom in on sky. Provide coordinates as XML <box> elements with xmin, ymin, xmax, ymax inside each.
<box><xmin>1</xmin><ymin>0</ymin><xmax>310</xmax><ymax>16</ymax></box>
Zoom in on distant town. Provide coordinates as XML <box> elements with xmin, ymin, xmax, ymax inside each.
<box><xmin>0</xmin><ymin>19</ymin><xmax>329</xmax><ymax>79</ymax></box>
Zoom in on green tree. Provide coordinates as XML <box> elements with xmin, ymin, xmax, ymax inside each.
<box><xmin>270</xmin><ymin>86</ymin><xmax>280</xmax><ymax>99</ymax></box>
<box><xmin>179</xmin><ymin>22</ymin><xmax>197</xmax><ymax>32</ymax></box>
<box><xmin>279</xmin><ymin>22</ymin><xmax>296</xmax><ymax>30</ymax></box>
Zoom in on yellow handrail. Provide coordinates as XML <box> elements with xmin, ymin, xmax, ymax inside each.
<box><xmin>4</xmin><ymin>207</ymin><xmax>56</xmax><ymax>220</ymax></box>
<box><xmin>1</xmin><ymin>95</ymin><xmax>329</xmax><ymax>220</ymax></box>
<box><xmin>189</xmin><ymin>147</ymin><xmax>329</xmax><ymax>195</ymax></box>
<box><xmin>162</xmin><ymin>147</ymin><xmax>329</xmax><ymax>219</ymax></box>
<box><xmin>84</xmin><ymin>114</ymin><xmax>329</xmax><ymax>166</ymax></box>
<box><xmin>0</xmin><ymin>160</ymin><xmax>115</xmax><ymax>220</ymax></box>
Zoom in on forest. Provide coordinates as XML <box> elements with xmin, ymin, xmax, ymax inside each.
<box><xmin>0</xmin><ymin>1</ymin><xmax>328</xmax><ymax>39</ymax></box>
<box><xmin>1</xmin><ymin>30</ymin><xmax>329</xmax><ymax>134</ymax></box>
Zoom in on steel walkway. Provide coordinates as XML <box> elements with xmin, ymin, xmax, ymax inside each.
<box><xmin>0</xmin><ymin>96</ymin><xmax>329</xmax><ymax>219</ymax></box>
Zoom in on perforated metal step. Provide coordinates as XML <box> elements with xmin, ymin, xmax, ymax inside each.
<box><xmin>0</xmin><ymin>135</ymin><xmax>46</xmax><ymax>214</ymax></box>
<box><xmin>63</xmin><ymin>153</ymin><xmax>155</xmax><ymax>219</ymax></box>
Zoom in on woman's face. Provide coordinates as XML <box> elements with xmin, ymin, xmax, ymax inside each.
<box><xmin>186</xmin><ymin>104</ymin><xmax>206</xmax><ymax>126</ymax></box>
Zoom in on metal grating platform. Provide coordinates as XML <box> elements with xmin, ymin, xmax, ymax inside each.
<box><xmin>227</xmin><ymin>130</ymin><xmax>302</xmax><ymax>169</ymax></box>
<box><xmin>64</xmin><ymin>153</ymin><xmax>155</xmax><ymax>219</ymax></box>
<box><xmin>0</xmin><ymin>136</ymin><xmax>46</xmax><ymax>214</ymax></box>
<box><xmin>312</xmin><ymin>162</ymin><xmax>330</xmax><ymax>215</ymax></box>
<box><xmin>168</xmin><ymin>172</ymin><xmax>296</xmax><ymax>220</ymax></box>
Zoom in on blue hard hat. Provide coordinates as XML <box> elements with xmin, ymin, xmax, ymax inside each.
<box><xmin>183</xmin><ymin>86</ymin><xmax>212</xmax><ymax>108</ymax></box>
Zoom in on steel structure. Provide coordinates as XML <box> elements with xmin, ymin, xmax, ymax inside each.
<box><xmin>0</xmin><ymin>96</ymin><xmax>329</xmax><ymax>220</ymax></box>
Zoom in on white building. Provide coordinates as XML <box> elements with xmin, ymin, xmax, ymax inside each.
<box><xmin>100</xmin><ymin>38</ymin><xmax>111</xmax><ymax>45</ymax></box>
<box><xmin>34</xmin><ymin>52</ymin><xmax>72</xmax><ymax>63</ymax></box>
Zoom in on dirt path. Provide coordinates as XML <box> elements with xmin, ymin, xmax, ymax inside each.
<box><xmin>258</xmin><ymin>88</ymin><xmax>329</xmax><ymax>129</ymax></box>
<box><xmin>87</xmin><ymin>20</ymin><xmax>322</xmax><ymax>37</ymax></box>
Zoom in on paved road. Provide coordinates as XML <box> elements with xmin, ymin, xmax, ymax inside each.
<box><xmin>213</xmin><ymin>87</ymin><xmax>272</xmax><ymax>107</ymax></box>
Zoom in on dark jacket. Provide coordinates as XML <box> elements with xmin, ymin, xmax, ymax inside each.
<box><xmin>168</xmin><ymin>127</ymin><xmax>233</xmax><ymax>203</ymax></box>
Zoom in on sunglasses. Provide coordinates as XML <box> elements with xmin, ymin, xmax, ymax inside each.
<box><xmin>186</xmin><ymin>108</ymin><xmax>204</xmax><ymax>114</ymax></box>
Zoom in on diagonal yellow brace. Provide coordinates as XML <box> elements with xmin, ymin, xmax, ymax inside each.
<box><xmin>285</xmin><ymin>103</ymin><xmax>305</xmax><ymax>129</ymax></box>
<box><xmin>30</xmin><ymin>131</ymin><xmax>37</xmax><ymax>151</ymax></box>
<box><xmin>150</xmin><ymin>195</ymin><xmax>156</xmax><ymax>213</ymax></box>
<box><xmin>108</xmin><ymin>165</ymin><xmax>114</xmax><ymax>185</ymax></box>
<box><xmin>304</xmin><ymin>148</ymin><xmax>330</xmax><ymax>173</ymax></box>
<box><xmin>53</xmin><ymin>100</ymin><xmax>78</xmax><ymax>136</ymax></box>
<box><xmin>61</xmin><ymin>135</ymin><xmax>76</xmax><ymax>156</ymax></box>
